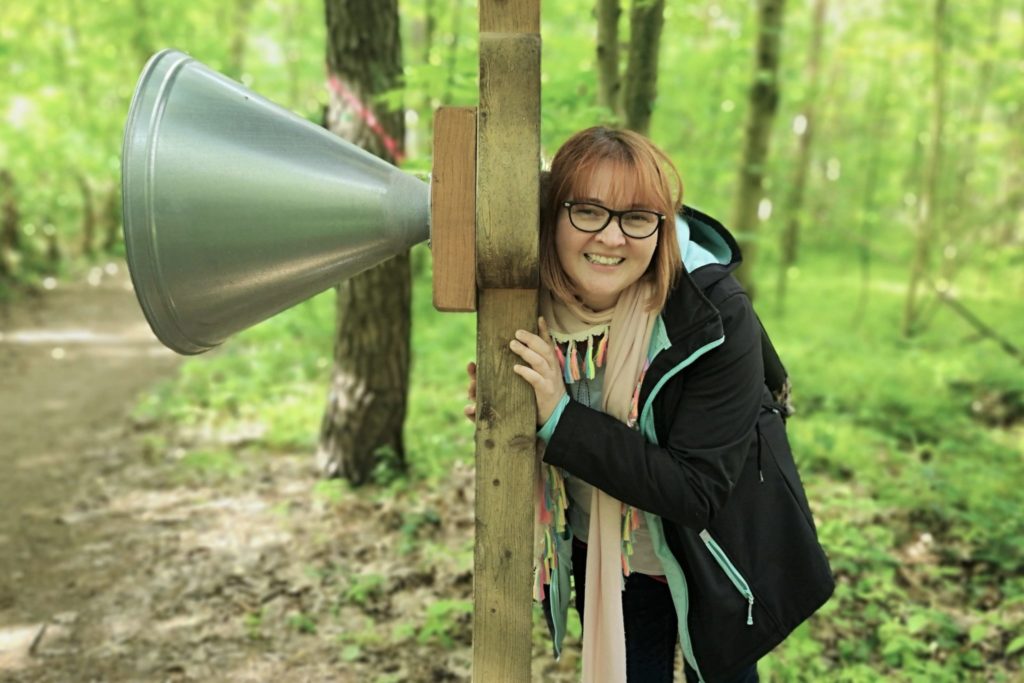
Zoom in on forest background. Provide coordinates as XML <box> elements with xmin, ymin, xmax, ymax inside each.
<box><xmin>1</xmin><ymin>0</ymin><xmax>1023</xmax><ymax>681</ymax></box>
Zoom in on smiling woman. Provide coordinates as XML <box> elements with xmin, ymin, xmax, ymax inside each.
<box><xmin>467</xmin><ymin>126</ymin><xmax>834</xmax><ymax>683</ymax></box>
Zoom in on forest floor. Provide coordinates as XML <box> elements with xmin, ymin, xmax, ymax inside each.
<box><xmin>0</xmin><ymin>269</ymin><xmax>580</xmax><ymax>682</ymax></box>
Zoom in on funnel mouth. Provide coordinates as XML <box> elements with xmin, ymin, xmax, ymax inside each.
<box><xmin>122</xmin><ymin>49</ymin><xmax>212</xmax><ymax>355</ymax></box>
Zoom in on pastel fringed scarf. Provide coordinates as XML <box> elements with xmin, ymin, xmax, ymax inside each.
<box><xmin>536</xmin><ymin>281</ymin><xmax>658</xmax><ymax>683</ymax></box>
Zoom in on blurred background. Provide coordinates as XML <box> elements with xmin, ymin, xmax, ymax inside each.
<box><xmin>0</xmin><ymin>1</ymin><xmax>1022</xmax><ymax>681</ymax></box>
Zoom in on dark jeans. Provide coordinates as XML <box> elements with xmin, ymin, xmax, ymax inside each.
<box><xmin>572</xmin><ymin>541</ymin><xmax>759</xmax><ymax>683</ymax></box>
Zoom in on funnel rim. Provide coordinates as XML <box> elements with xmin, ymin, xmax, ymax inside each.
<box><xmin>122</xmin><ymin>49</ymin><xmax>213</xmax><ymax>355</ymax></box>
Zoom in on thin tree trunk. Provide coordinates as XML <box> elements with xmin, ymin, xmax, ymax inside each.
<box><xmin>1003</xmin><ymin>0</ymin><xmax>1024</xmax><ymax>247</ymax></box>
<box><xmin>77</xmin><ymin>174</ymin><xmax>96</xmax><ymax>257</ymax></box>
<box><xmin>0</xmin><ymin>170</ymin><xmax>19</xmax><ymax>279</ymax></box>
<box><xmin>443</xmin><ymin>0</ymin><xmax>465</xmax><ymax>105</ymax></box>
<box><xmin>776</xmin><ymin>0</ymin><xmax>827</xmax><ymax>313</ymax></box>
<box><xmin>938</xmin><ymin>0</ymin><xmax>1003</xmax><ymax>283</ymax></box>
<box><xmin>43</xmin><ymin>220</ymin><xmax>61</xmax><ymax>266</ymax></box>
<box><xmin>282</xmin><ymin>0</ymin><xmax>301</xmax><ymax>109</ymax></box>
<box><xmin>227</xmin><ymin>0</ymin><xmax>258</xmax><ymax>81</ymax></box>
<box><xmin>1</xmin><ymin>170</ymin><xmax>19</xmax><ymax>252</ymax></box>
<box><xmin>424</xmin><ymin>0</ymin><xmax>436</xmax><ymax>66</ymax></box>
<box><xmin>131</xmin><ymin>0</ymin><xmax>152</xmax><ymax>68</ymax></box>
<box><xmin>731</xmin><ymin>0</ymin><xmax>787</xmax><ymax>298</ymax></box>
<box><xmin>852</xmin><ymin>77</ymin><xmax>892</xmax><ymax>327</ymax></box>
<box><xmin>902</xmin><ymin>0</ymin><xmax>948</xmax><ymax>337</ymax></box>
<box><xmin>318</xmin><ymin>0</ymin><xmax>410</xmax><ymax>484</ymax></box>
<box><xmin>621</xmin><ymin>0</ymin><xmax>665</xmax><ymax>135</ymax></box>
<box><xmin>596</xmin><ymin>0</ymin><xmax>621</xmax><ymax>115</ymax></box>
<box><xmin>101</xmin><ymin>184</ymin><xmax>122</xmax><ymax>253</ymax></box>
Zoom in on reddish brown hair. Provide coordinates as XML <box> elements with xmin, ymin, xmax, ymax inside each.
<box><xmin>542</xmin><ymin>127</ymin><xmax>684</xmax><ymax>311</ymax></box>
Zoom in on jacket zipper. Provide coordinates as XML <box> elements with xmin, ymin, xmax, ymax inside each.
<box><xmin>638</xmin><ymin>328</ymin><xmax>724</xmax><ymax>683</ymax></box>
<box><xmin>699</xmin><ymin>529</ymin><xmax>756</xmax><ymax>626</ymax></box>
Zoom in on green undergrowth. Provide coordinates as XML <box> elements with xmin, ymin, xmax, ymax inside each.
<box><xmin>133</xmin><ymin>244</ymin><xmax>1023</xmax><ymax>680</ymax></box>
<box><xmin>756</xmin><ymin>253</ymin><xmax>1024</xmax><ymax>681</ymax></box>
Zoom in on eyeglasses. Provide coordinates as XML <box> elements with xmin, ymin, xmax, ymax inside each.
<box><xmin>562</xmin><ymin>201</ymin><xmax>664</xmax><ymax>239</ymax></box>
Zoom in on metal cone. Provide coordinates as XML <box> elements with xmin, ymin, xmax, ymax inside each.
<box><xmin>122</xmin><ymin>49</ymin><xmax>429</xmax><ymax>355</ymax></box>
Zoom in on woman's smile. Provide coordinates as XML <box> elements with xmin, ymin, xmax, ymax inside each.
<box><xmin>584</xmin><ymin>253</ymin><xmax>625</xmax><ymax>266</ymax></box>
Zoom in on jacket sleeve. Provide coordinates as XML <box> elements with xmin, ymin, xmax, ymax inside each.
<box><xmin>541</xmin><ymin>289</ymin><xmax>764</xmax><ymax>530</ymax></box>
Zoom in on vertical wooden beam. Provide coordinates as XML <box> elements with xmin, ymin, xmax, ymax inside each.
<box><xmin>474</xmin><ymin>1</ymin><xmax>540</xmax><ymax>681</ymax></box>
<box><xmin>477</xmin><ymin>32</ymin><xmax>541</xmax><ymax>289</ymax></box>
<box><xmin>473</xmin><ymin>288</ymin><xmax>539</xmax><ymax>681</ymax></box>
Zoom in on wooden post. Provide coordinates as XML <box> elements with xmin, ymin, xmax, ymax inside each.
<box><xmin>429</xmin><ymin>3</ymin><xmax>539</xmax><ymax>677</ymax></box>
<box><xmin>474</xmin><ymin>1</ymin><xmax>540</xmax><ymax>681</ymax></box>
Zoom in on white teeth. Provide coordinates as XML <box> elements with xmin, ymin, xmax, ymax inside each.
<box><xmin>585</xmin><ymin>254</ymin><xmax>624</xmax><ymax>265</ymax></box>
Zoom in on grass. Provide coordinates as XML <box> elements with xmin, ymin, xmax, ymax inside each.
<box><xmin>133</xmin><ymin>242</ymin><xmax>1024</xmax><ymax>680</ymax></box>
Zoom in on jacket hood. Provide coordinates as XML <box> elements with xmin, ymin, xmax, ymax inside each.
<box><xmin>676</xmin><ymin>206</ymin><xmax>743</xmax><ymax>291</ymax></box>
<box><xmin>653</xmin><ymin>207</ymin><xmax>743</xmax><ymax>353</ymax></box>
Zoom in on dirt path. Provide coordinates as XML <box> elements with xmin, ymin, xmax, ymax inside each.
<box><xmin>0</xmin><ymin>268</ymin><xmax>580</xmax><ymax>683</ymax></box>
<box><xmin>0</xmin><ymin>265</ymin><xmax>182</xmax><ymax>673</ymax></box>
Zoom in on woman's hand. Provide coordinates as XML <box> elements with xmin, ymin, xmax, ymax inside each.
<box><xmin>463</xmin><ymin>361</ymin><xmax>477</xmax><ymax>423</ymax></box>
<box><xmin>510</xmin><ymin>316</ymin><xmax>567</xmax><ymax>426</ymax></box>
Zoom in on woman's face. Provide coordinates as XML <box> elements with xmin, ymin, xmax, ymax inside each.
<box><xmin>555</xmin><ymin>161</ymin><xmax>660</xmax><ymax>310</ymax></box>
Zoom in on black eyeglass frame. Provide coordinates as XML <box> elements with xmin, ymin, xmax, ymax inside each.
<box><xmin>561</xmin><ymin>201</ymin><xmax>665</xmax><ymax>239</ymax></box>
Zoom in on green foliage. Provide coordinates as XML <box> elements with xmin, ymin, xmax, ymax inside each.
<box><xmin>174</xmin><ymin>449</ymin><xmax>245</xmax><ymax>482</ymax></box>
<box><xmin>416</xmin><ymin>598</ymin><xmax>473</xmax><ymax>648</ymax></box>
<box><xmin>398</xmin><ymin>507</ymin><xmax>442</xmax><ymax>555</ymax></box>
<box><xmin>243</xmin><ymin>608</ymin><xmax>265</xmax><ymax>641</ymax></box>
<box><xmin>8</xmin><ymin>0</ymin><xmax>1022</xmax><ymax>678</ymax></box>
<box><xmin>287</xmin><ymin>611</ymin><xmax>318</xmax><ymax>635</ymax></box>
<box><xmin>344</xmin><ymin>573</ymin><xmax>386</xmax><ymax>607</ymax></box>
<box><xmin>0</xmin><ymin>0</ymin><xmax>326</xmax><ymax>284</ymax></box>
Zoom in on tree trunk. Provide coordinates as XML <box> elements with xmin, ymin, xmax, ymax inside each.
<box><xmin>77</xmin><ymin>174</ymin><xmax>96</xmax><ymax>257</ymax></box>
<box><xmin>621</xmin><ymin>0</ymin><xmax>665</xmax><ymax>135</ymax></box>
<box><xmin>852</xmin><ymin>76</ymin><xmax>892</xmax><ymax>327</ymax></box>
<box><xmin>101</xmin><ymin>184</ymin><xmax>122</xmax><ymax>253</ymax></box>
<box><xmin>1</xmin><ymin>170</ymin><xmax>19</xmax><ymax>252</ymax></box>
<box><xmin>0</xmin><ymin>170</ymin><xmax>19</xmax><ymax>279</ymax></box>
<box><xmin>731</xmin><ymin>0</ymin><xmax>787</xmax><ymax>298</ymax></box>
<box><xmin>226</xmin><ymin>0</ymin><xmax>258</xmax><ymax>80</ymax></box>
<box><xmin>1003</xmin><ymin>0</ymin><xmax>1024</xmax><ymax>246</ymax></box>
<box><xmin>131</xmin><ymin>0</ymin><xmax>152</xmax><ymax>68</ymax></box>
<box><xmin>596</xmin><ymin>0</ymin><xmax>621</xmax><ymax>115</ymax></box>
<box><xmin>937</xmin><ymin>0</ymin><xmax>1003</xmax><ymax>284</ymax></box>
<box><xmin>443</xmin><ymin>0</ymin><xmax>466</xmax><ymax>105</ymax></box>
<box><xmin>902</xmin><ymin>0</ymin><xmax>948</xmax><ymax>337</ymax></box>
<box><xmin>776</xmin><ymin>0</ymin><xmax>826</xmax><ymax>313</ymax></box>
<box><xmin>317</xmin><ymin>0</ymin><xmax>410</xmax><ymax>485</ymax></box>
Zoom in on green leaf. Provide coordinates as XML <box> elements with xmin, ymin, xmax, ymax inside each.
<box><xmin>1007</xmin><ymin>635</ymin><xmax>1024</xmax><ymax>657</ymax></box>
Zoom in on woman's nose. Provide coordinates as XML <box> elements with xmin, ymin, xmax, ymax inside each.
<box><xmin>596</xmin><ymin>217</ymin><xmax>627</xmax><ymax>246</ymax></box>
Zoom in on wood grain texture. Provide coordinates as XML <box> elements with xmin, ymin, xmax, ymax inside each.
<box><xmin>431</xmin><ymin>106</ymin><xmax>477</xmax><ymax>312</ymax></box>
<box><xmin>479</xmin><ymin>0</ymin><xmax>539</xmax><ymax>33</ymax></box>
<box><xmin>473</xmin><ymin>287</ymin><xmax>538</xmax><ymax>683</ymax></box>
<box><xmin>477</xmin><ymin>32</ymin><xmax>540</xmax><ymax>290</ymax></box>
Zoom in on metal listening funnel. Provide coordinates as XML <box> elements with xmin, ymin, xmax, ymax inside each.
<box><xmin>122</xmin><ymin>49</ymin><xmax>429</xmax><ymax>355</ymax></box>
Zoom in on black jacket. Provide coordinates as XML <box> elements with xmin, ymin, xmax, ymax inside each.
<box><xmin>542</xmin><ymin>207</ymin><xmax>834</xmax><ymax>682</ymax></box>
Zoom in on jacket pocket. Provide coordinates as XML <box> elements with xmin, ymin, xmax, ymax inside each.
<box><xmin>698</xmin><ymin>529</ymin><xmax>756</xmax><ymax>627</ymax></box>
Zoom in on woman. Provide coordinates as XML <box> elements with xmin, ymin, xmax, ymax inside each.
<box><xmin>466</xmin><ymin>127</ymin><xmax>833</xmax><ymax>683</ymax></box>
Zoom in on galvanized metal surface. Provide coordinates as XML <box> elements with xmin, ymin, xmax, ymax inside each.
<box><xmin>122</xmin><ymin>49</ymin><xmax>429</xmax><ymax>355</ymax></box>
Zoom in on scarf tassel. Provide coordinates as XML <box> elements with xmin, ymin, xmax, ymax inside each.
<box><xmin>534</xmin><ymin>465</ymin><xmax>569</xmax><ymax>601</ymax></box>
<box><xmin>569</xmin><ymin>340</ymin><xmax>581</xmax><ymax>382</ymax></box>
<box><xmin>596</xmin><ymin>334</ymin><xmax>608</xmax><ymax>368</ymax></box>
